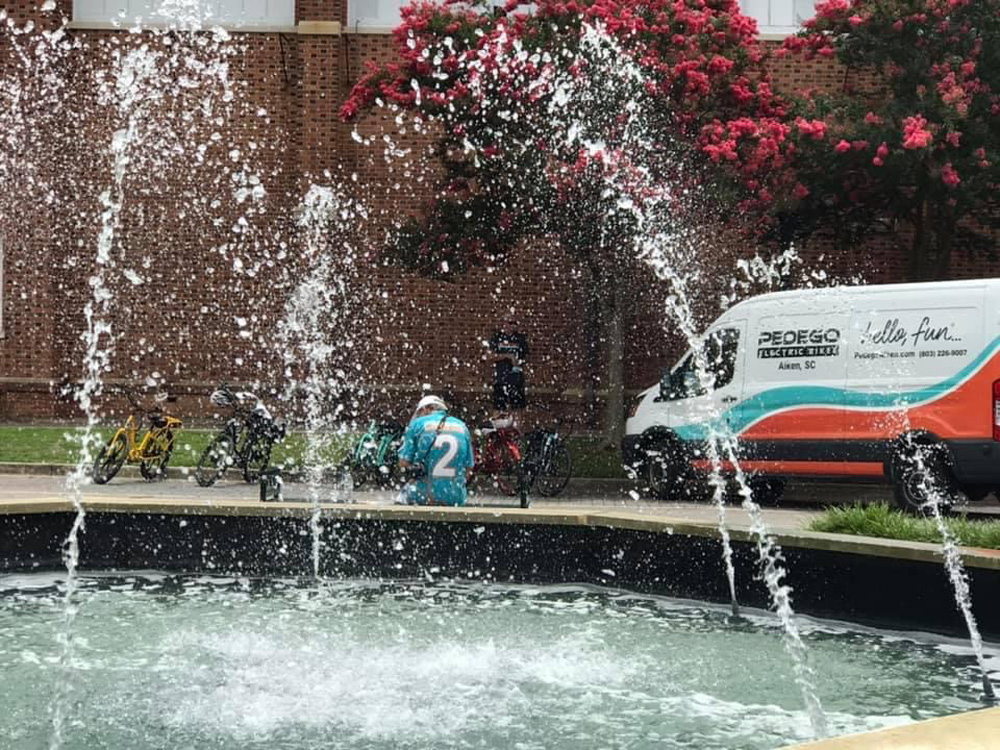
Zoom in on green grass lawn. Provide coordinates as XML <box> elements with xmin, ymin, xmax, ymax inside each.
<box><xmin>0</xmin><ymin>426</ymin><xmax>342</xmax><ymax>469</ymax></box>
<box><xmin>808</xmin><ymin>502</ymin><xmax>1000</xmax><ymax>550</ymax></box>
<box><xmin>0</xmin><ymin>426</ymin><xmax>627</xmax><ymax>479</ymax></box>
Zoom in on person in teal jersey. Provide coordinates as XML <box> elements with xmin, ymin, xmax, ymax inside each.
<box><xmin>397</xmin><ymin>394</ymin><xmax>475</xmax><ymax>506</ymax></box>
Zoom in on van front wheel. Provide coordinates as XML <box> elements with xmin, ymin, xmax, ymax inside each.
<box><xmin>644</xmin><ymin>436</ymin><xmax>693</xmax><ymax>501</ymax></box>
<box><xmin>891</xmin><ymin>441</ymin><xmax>956</xmax><ymax>514</ymax></box>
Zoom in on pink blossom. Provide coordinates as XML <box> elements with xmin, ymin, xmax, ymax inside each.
<box><xmin>848</xmin><ymin>15</ymin><xmax>863</xmax><ymax>27</ymax></box>
<box><xmin>892</xmin><ymin>20</ymin><xmax>904</xmax><ymax>32</ymax></box>
<box><xmin>902</xmin><ymin>115</ymin><xmax>933</xmax><ymax>149</ymax></box>
<box><xmin>707</xmin><ymin>56</ymin><xmax>735</xmax><ymax>76</ymax></box>
<box><xmin>816</xmin><ymin>0</ymin><xmax>850</xmax><ymax>18</ymax></box>
<box><xmin>940</xmin><ymin>163</ymin><xmax>961</xmax><ymax>187</ymax></box>
<box><xmin>946</xmin><ymin>131</ymin><xmax>961</xmax><ymax>147</ymax></box>
<box><xmin>864</xmin><ymin>112</ymin><xmax>883</xmax><ymax>125</ymax></box>
<box><xmin>872</xmin><ymin>156</ymin><xmax>884</xmax><ymax>167</ymax></box>
<box><xmin>795</xmin><ymin>118</ymin><xmax>828</xmax><ymax>140</ymax></box>
<box><xmin>834</xmin><ymin>139</ymin><xmax>851</xmax><ymax>153</ymax></box>
<box><xmin>793</xmin><ymin>183</ymin><xmax>810</xmax><ymax>199</ymax></box>
<box><xmin>876</xmin><ymin>142</ymin><xmax>890</xmax><ymax>159</ymax></box>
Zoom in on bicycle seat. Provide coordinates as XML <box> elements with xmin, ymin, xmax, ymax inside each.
<box><xmin>149</xmin><ymin>414</ymin><xmax>168</xmax><ymax>429</ymax></box>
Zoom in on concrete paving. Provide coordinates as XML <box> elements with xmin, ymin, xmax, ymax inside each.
<box><xmin>2</xmin><ymin>472</ymin><xmax>997</xmax><ymax>533</ymax></box>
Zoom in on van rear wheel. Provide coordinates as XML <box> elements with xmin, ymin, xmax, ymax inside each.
<box><xmin>891</xmin><ymin>440</ymin><xmax>957</xmax><ymax>514</ymax></box>
<box><xmin>964</xmin><ymin>486</ymin><xmax>993</xmax><ymax>503</ymax></box>
<box><xmin>745</xmin><ymin>477</ymin><xmax>786</xmax><ymax>506</ymax></box>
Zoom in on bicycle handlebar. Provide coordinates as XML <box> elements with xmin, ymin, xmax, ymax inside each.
<box><xmin>120</xmin><ymin>386</ymin><xmax>174</xmax><ymax>418</ymax></box>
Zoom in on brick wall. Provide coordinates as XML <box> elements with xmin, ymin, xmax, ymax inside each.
<box><xmin>2</xmin><ymin>13</ymin><xmax>1000</xmax><ymax>426</ymax></box>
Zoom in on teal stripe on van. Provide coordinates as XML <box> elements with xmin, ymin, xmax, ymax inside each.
<box><xmin>674</xmin><ymin>335</ymin><xmax>1000</xmax><ymax>441</ymax></box>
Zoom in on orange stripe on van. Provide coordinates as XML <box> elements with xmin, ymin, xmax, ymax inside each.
<box><xmin>740</xmin><ymin>409</ymin><xmax>844</xmax><ymax>440</ymax></box>
<box><xmin>691</xmin><ymin>460</ymin><xmax>885</xmax><ymax>477</ymax></box>
<box><xmin>739</xmin><ymin>350</ymin><xmax>1000</xmax><ymax>442</ymax></box>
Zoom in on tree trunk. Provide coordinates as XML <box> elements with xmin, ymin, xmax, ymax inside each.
<box><xmin>602</xmin><ymin>283</ymin><xmax>626</xmax><ymax>449</ymax></box>
<box><xmin>908</xmin><ymin>199</ymin><xmax>930</xmax><ymax>281</ymax></box>
<box><xmin>932</xmin><ymin>211</ymin><xmax>955</xmax><ymax>280</ymax></box>
<box><xmin>582</xmin><ymin>274</ymin><xmax>602</xmax><ymax>430</ymax></box>
<box><xmin>582</xmin><ymin>260</ymin><xmax>627</xmax><ymax>448</ymax></box>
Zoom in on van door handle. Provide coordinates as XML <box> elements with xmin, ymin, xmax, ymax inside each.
<box><xmin>721</xmin><ymin>396</ymin><xmax>737</xmax><ymax>404</ymax></box>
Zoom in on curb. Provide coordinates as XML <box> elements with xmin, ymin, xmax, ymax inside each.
<box><xmin>0</xmin><ymin>462</ymin><xmax>634</xmax><ymax>496</ymax></box>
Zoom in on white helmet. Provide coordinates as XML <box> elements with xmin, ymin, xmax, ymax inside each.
<box><xmin>413</xmin><ymin>394</ymin><xmax>446</xmax><ymax>417</ymax></box>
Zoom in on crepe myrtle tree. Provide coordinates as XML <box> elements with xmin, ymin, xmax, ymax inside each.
<box><xmin>341</xmin><ymin>0</ymin><xmax>789</xmax><ymax>442</ymax></box>
<box><xmin>773</xmin><ymin>0</ymin><xmax>1000</xmax><ymax>280</ymax></box>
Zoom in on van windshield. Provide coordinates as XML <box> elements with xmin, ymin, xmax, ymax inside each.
<box><xmin>665</xmin><ymin>328</ymin><xmax>740</xmax><ymax>400</ymax></box>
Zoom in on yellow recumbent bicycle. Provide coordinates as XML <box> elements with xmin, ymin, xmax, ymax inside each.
<box><xmin>92</xmin><ymin>389</ymin><xmax>183</xmax><ymax>484</ymax></box>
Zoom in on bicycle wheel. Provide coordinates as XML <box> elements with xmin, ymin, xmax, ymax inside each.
<box><xmin>490</xmin><ymin>437</ymin><xmax>519</xmax><ymax>497</ymax></box>
<box><xmin>333</xmin><ymin>459</ymin><xmax>366</xmax><ymax>490</ymax></box>
<box><xmin>195</xmin><ymin>433</ymin><xmax>236</xmax><ymax>487</ymax></box>
<box><xmin>92</xmin><ymin>433</ymin><xmax>128</xmax><ymax>485</ymax></box>
<box><xmin>535</xmin><ymin>441</ymin><xmax>572</xmax><ymax>497</ymax></box>
<box><xmin>242</xmin><ymin>437</ymin><xmax>273</xmax><ymax>483</ymax></box>
<box><xmin>140</xmin><ymin>431</ymin><xmax>174</xmax><ymax>481</ymax></box>
<box><xmin>375</xmin><ymin>436</ymin><xmax>402</xmax><ymax>488</ymax></box>
<box><xmin>347</xmin><ymin>436</ymin><xmax>374</xmax><ymax>490</ymax></box>
<box><xmin>351</xmin><ymin>460</ymin><xmax>368</xmax><ymax>490</ymax></box>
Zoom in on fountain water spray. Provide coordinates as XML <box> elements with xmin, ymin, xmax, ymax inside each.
<box><xmin>48</xmin><ymin>13</ymin><xmax>243</xmax><ymax>747</ymax></box>
<box><xmin>644</xmin><ymin>237</ymin><xmax>829</xmax><ymax>736</ymax></box>
<box><xmin>0</xmin><ymin>9</ymin><xmax>75</xmax><ymax>203</ymax></box>
<box><xmin>52</xmin><ymin>42</ymin><xmax>168</xmax><ymax>750</ymax></box>
<box><xmin>894</xmin><ymin>417</ymin><xmax>996</xmax><ymax>703</ymax></box>
<box><xmin>280</xmin><ymin>182</ymin><xmax>368</xmax><ymax>577</ymax></box>
<box><xmin>556</xmin><ymin>24</ymin><xmax>829</xmax><ymax>737</ymax></box>
<box><xmin>356</xmin><ymin>18</ymin><xmax>829</xmax><ymax>733</ymax></box>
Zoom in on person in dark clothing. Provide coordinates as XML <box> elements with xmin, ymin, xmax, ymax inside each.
<box><xmin>490</xmin><ymin>320</ymin><xmax>528</xmax><ymax>411</ymax></box>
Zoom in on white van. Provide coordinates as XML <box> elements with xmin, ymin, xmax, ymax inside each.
<box><xmin>622</xmin><ymin>279</ymin><xmax>1000</xmax><ymax>510</ymax></box>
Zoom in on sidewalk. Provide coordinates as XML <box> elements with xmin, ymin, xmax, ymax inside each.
<box><xmin>0</xmin><ymin>473</ymin><xmax>831</xmax><ymax>532</ymax></box>
<box><xmin>2</xmin><ymin>468</ymin><xmax>996</xmax><ymax>529</ymax></box>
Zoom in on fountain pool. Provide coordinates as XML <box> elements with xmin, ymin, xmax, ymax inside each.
<box><xmin>1</xmin><ymin>573</ymin><xmax>995</xmax><ymax>750</ymax></box>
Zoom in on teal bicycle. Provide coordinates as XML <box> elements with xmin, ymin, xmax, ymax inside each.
<box><xmin>343</xmin><ymin>418</ymin><xmax>404</xmax><ymax>489</ymax></box>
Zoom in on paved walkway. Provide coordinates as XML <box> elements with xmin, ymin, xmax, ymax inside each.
<box><xmin>2</xmin><ymin>473</ymin><xmax>997</xmax><ymax>532</ymax></box>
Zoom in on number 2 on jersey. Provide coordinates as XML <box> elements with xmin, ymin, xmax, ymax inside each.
<box><xmin>432</xmin><ymin>434</ymin><xmax>460</xmax><ymax>477</ymax></box>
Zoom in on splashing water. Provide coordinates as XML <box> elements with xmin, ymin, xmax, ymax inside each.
<box><xmin>357</xmin><ymin>19</ymin><xmax>832</xmax><ymax>735</ymax></box>
<box><xmin>5</xmin><ymin>575</ymin><xmax>993</xmax><ymax>750</ymax></box>
<box><xmin>52</xmin><ymin>44</ymin><xmax>165</xmax><ymax>750</ymax></box>
<box><xmin>651</xmin><ymin>247</ymin><xmax>829</xmax><ymax>737</ymax></box>
<box><xmin>554</xmin><ymin>24</ymin><xmax>829</xmax><ymax>737</ymax></box>
<box><xmin>48</xmin><ymin>17</ymin><xmax>243</xmax><ymax>748</ymax></box>
<box><xmin>280</xmin><ymin>182</ymin><xmax>369</xmax><ymax>575</ymax></box>
<box><xmin>895</xmin><ymin>422</ymin><xmax>996</xmax><ymax>702</ymax></box>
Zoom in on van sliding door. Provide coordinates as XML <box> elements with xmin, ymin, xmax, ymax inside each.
<box><xmin>846</xmin><ymin>293</ymin><xmax>985</xmax><ymax>460</ymax></box>
<box><xmin>737</xmin><ymin>308</ymin><xmax>851</xmax><ymax>477</ymax></box>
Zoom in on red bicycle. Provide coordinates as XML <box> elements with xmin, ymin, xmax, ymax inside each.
<box><xmin>472</xmin><ymin>415</ymin><xmax>522</xmax><ymax>496</ymax></box>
